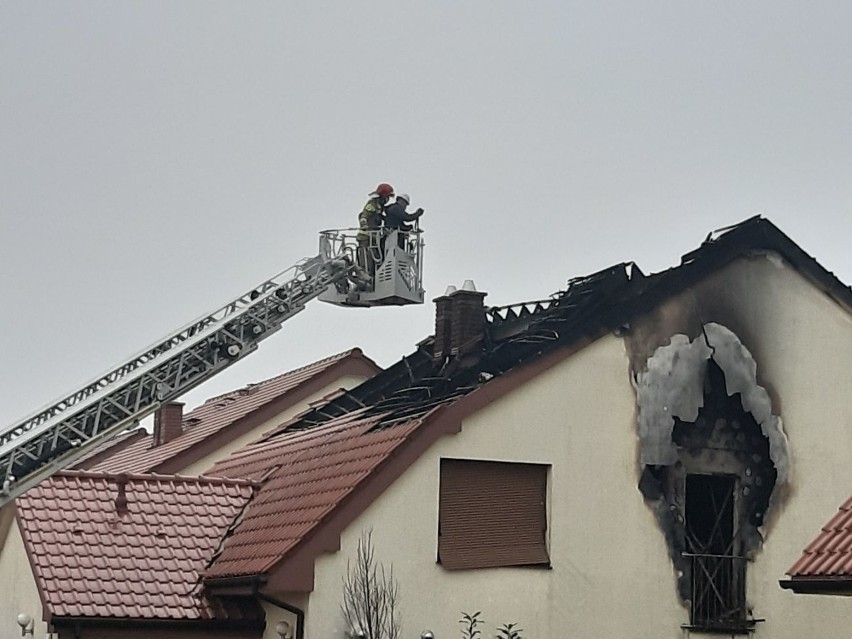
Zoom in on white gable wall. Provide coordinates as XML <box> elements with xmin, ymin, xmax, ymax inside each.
<box><xmin>302</xmin><ymin>254</ymin><xmax>852</xmax><ymax>639</ymax></box>
<box><xmin>629</xmin><ymin>253</ymin><xmax>852</xmax><ymax>636</ymax></box>
<box><xmin>687</xmin><ymin>255</ymin><xmax>852</xmax><ymax>636</ymax></box>
<box><xmin>307</xmin><ymin>335</ymin><xmax>660</xmax><ymax>638</ymax></box>
<box><xmin>0</xmin><ymin>513</ymin><xmax>49</xmax><ymax>638</ymax></box>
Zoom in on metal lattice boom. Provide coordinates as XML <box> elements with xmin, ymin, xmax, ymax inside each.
<box><xmin>0</xmin><ymin>243</ymin><xmax>357</xmax><ymax>505</ymax></box>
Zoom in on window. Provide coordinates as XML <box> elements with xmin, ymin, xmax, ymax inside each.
<box><xmin>684</xmin><ymin>474</ymin><xmax>749</xmax><ymax>633</ymax></box>
<box><xmin>438</xmin><ymin>458</ymin><xmax>549</xmax><ymax>570</ymax></box>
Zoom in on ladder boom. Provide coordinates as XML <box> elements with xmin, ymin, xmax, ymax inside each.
<box><xmin>0</xmin><ymin>249</ymin><xmax>354</xmax><ymax>505</ymax></box>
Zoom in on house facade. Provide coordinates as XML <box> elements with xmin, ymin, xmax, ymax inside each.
<box><xmin>3</xmin><ymin>217</ymin><xmax>851</xmax><ymax>639</ymax></box>
<box><xmin>204</xmin><ymin>218</ymin><xmax>852</xmax><ymax>638</ymax></box>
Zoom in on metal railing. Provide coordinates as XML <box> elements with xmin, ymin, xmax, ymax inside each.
<box><xmin>684</xmin><ymin>553</ymin><xmax>750</xmax><ymax>633</ymax></box>
<box><xmin>320</xmin><ymin>224</ymin><xmax>424</xmax><ymax>293</ymax></box>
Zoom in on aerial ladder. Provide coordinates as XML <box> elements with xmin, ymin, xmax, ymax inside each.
<box><xmin>0</xmin><ymin>225</ymin><xmax>424</xmax><ymax>506</ymax></box>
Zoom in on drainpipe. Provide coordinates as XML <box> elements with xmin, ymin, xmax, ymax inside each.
<box><xmin>255</xmin><ymin>591</ymin><xmax>305</xmax><ymax>639</ymax></box>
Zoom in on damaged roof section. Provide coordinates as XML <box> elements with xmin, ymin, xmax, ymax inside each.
<box><xmin>266</xmin><ymin>262</ymin><xmax>636</xmax><ymax>437</ymax></box>
<box><xmin>201</xmin><ymin>215</ymin><xmax>849</xmax><ymax>592</ymax></box>
<box><xmin>268</xmin><ymin>216</ymin><xmax>851</xmax><ymax>439</ymax></box>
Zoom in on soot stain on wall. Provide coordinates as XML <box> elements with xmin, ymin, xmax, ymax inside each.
<box><xmin>632</xmin><ymin>323</ymin><xmax>788</xmax><ymax>602</ymax></box>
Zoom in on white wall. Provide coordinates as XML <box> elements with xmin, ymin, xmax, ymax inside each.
<box><xmin>692</xmin><ymin>255</ymin><xmax>852</xmax><ymax>637</ymax></box>
<box><xmin>291</xmin><ymin>254</ymin><xmax>852</xmax><ymax>639</ymax></box>
<box><xmin>305</xmin><ymin>335</ymin><xmax>670</xmax><ymax>638</ymax></box>
<box><xmin>0</xmin><ymin>512</ymin><xmax>50</xmax><ymax>639</ymax></box>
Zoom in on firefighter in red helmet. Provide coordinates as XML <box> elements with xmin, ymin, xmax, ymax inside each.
<box><xmin>357</xmin><ymin>183</ymin><xmax>394</xmax><ymax>279</ymax></box>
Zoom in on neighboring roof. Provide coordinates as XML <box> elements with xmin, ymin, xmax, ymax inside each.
<box><xmin>70</xmin><ymin>426</ymin><xmax>148</xmax><ymax>468</ymax></box>
<box><xmin>204</xmin><ymin>410</ymin><xmax>432</xmax><ymax>581</ymax></box>
<box><xmin>781</xmin><ymin>495</ymin><xmax>852</xmax><ymax>594</ymax></box>
<box><xmin>83</xmin><ymin>348</ymin><xmax>380</xmax><ymax>475</ymax></box>
<box><xmin>16</xmin><ymin>470</ymin><xmax>262</xmax><ymax>623</ymax></box>
<box><xmin>201</xmin><ymin>216</ymin><xmax>850</xmax><ymax>591</ymax></box>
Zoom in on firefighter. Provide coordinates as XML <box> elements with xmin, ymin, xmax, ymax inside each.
<box><xmin>357</xmin><ymin>182</ymin><xmax>394</xmax><ymax>278</ymax></box>
<box><xmin>383</xmin><ymin>193</ymin><xmax>424</xmax><ymax>250</ymax></box>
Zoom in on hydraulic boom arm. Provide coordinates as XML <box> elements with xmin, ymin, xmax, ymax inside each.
<box><xmin>0</xmin><ymin>242</ymin><xmax>359</xmax><ymax>506</ymax></box>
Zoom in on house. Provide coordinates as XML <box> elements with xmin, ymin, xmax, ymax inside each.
<box><xmin>198</xmin><ymin>216</ymin><xmax>852</xmax><ymax>638</ymax></box>
<box><xmin>4</xmin><ymin>216</ymin><xmax>852</xmax><ymax>638</ymax></box>
<box><xmin>0</xmin><ymin>349</ymin><xmax>380</xmax><ymax>639</ymax></box>
<box><xmin>10</xmin><ymin>471</ymin><xmax>263</xmax><ymax>639</ymax></box>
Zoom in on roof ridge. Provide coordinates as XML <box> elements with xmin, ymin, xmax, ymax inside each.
<box><xmin>259</xmin><ymin>404</ymin><xmax>376</xmax><ymax>442</ymax></box>
<box><xmin>54</xmin><ymin>468</ymin><xmax>258</xmax><ymax>488</ymax></box>
<box><xmin>214</xmin><ymin>407</ymin><xmax>385</xmax><ymax>469</ymax></box>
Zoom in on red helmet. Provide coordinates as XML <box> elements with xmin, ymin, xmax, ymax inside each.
<box><xmin>372</xmin><ymin>183</ymin><xmax>394</xmax><ymax>198</ymax></box>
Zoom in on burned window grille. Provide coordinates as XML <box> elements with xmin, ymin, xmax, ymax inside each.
<box><xmin>684</xmin><ymin>474</ymin><xmax>749</xmax><ymax>633</ymax></box>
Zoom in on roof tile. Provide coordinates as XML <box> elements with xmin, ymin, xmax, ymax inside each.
<box><xmin>788</xmin><ymin>496</ymin><xmax>852</xmax><ymax>578</ymax></box>
<box><xmin>17</xmin><ymin>471</ymin><xmax>260</xmax><ymax>621</ymax></box>
<box><xmin>204</xmin><ymin>410</ymin><xmax>430</xmax><ymax>580</ymax></box>
<box><xmin>85</xmin><ymin>349</ymin><xmax>375</xmax><ymax>474</ymax></box>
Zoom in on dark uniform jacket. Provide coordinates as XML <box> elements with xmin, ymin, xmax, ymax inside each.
<box><xmin>383</xmin><ymin>203</ymin><xmax>422</xmax><ymax>230</ymax></box>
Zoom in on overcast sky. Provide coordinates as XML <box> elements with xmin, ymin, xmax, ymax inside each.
<box><xmin>2</xmin><ymin>2</ymin><xmax>850</xmax><ymax>427</ymax></box>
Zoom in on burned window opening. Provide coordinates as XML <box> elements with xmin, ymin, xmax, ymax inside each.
<box><xmin>634</xmin><ymin>325</ymin><xmax>784</xmax><ymax>629</ymax></box>
<box><xmin>685</xmin><ymin>474</ymin><xmax>736</xmax><ymax>557</ymax></box>
<box><xmin>684</xmin><ymin>474</ymin><xmax>749</xmax><ymax>633</ymax></box>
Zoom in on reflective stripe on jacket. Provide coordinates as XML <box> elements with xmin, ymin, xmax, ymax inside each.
<box><xmin>358</xmin><ymin>198</ymin><xmax>383</xmax><ymax>239</ymax></box>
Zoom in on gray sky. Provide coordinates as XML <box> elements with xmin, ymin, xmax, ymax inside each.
<box><xmin>2</xmin><ymin>2</ymin><xmax>850</xmax><ymax>427</ymax></box>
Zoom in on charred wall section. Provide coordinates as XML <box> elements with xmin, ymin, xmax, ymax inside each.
<box><xmin>631</xmin><ymin>323</ymin><xmax>788</xmax><ymax>605</ymax></box>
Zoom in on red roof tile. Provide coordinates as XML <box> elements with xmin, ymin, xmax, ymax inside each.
<box><xmin>788</xmin><ymin>495</ymin><xmax>852</xmax><ymax>578</ymax></box>
<box><xmin>204</xmin><ymin>410</ymin><xmax>430</xmax><ymax>580</ymax></box>
<box><xmin>71</xmin><ymin>427</ymin><xmax>148</xmax><ymax>468</ymax></box>
<box><xmin>87</xmin><ymin>348</ymin><xmax>378</xmax><ymax>475</ymax></box>
<box><xmin>17</xmin><ymin>471</ymin><xmax>259</xmax><ymax>621</ymax></box>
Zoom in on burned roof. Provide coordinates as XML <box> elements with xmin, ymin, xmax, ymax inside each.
<box><xmin>203</xmin><ymin>215</ymin><xmax>851</xmax><ymax>589</ymax></box>
<box><xmin>267</xmin><ymin>215</ymin><xmax>851</xmax><ymax>436</ymax></box>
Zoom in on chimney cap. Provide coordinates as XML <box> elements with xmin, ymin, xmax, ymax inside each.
<box><xmin>444</xmin><ymin>284</ymin><xmax>458</xmax><ymax>295</ymax></box>
<box><xmin>461</xmin><ymin>279</ymin><xmax>477</xmax><ymax>292</ymax></box>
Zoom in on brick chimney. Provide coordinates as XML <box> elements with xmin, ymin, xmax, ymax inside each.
<box><xmin>433</xmin><ymin>280</ymin><xmax>487</xmax><ymax>366</ymax></box>
<box><xmin>153</xmin><ymin>402</ymin><xmax>184</xmax><ymax>446</ymax></box>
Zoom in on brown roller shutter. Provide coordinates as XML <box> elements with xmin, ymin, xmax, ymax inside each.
<box><xmin>438</xmin><ymin>459</ymin><xmax>549</xmax><ymax>570</ymax></box>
